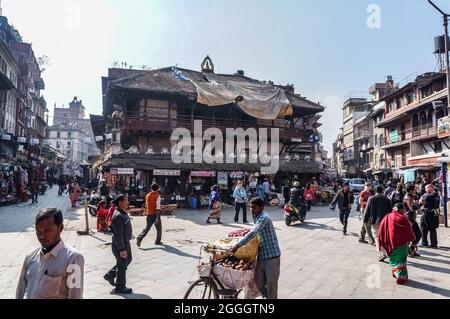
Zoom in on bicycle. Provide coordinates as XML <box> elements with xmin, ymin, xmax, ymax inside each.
<box><xmin>184</xmin><ymin>245</ymin><xmax>244</xmax><ymax>299</ymax></box>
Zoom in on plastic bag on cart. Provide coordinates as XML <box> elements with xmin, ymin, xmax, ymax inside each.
<box><xmin>212</xmin><ymin>264</ymin><xmax>255</xmax><ymax>290</ymax></box>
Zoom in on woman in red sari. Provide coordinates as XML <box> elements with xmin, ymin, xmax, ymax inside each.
<box><xmin>96</xmin><ymin>200</ymin><xmax>109</xmax><ymax>232</ymax></box>
<box><xmin>378</xmin><ymin>203</ymin><xmax>416</xmax><ymax>284</ymax></box>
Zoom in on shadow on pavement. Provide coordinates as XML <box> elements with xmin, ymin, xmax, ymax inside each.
<box><xmin>408</xmin><ymin>261</ymin><xmax>450</xmax><ymax>275</ymax></box>
<box><xmin>291</xmin><ymin>221</ymin><xmax>340</xmax><ymax>232</ymax></box>
<box><xmin>114</xmin><ymin>293</ymin><xmax>152</xmax><ymax>299</ymax></box>
<box><xmin>411</xmin><ymin>255</ymin><xmax>450</xmax><ymax>266</ymax></box>
<box><xmin>405</xmin><ymin>279</ymin><xmax>450</xmax><ymax>297</ymax></box>
<box><xmin>140</xmin><ymin>244</ymin><xmax>199</xmax><ymax>259</ymax></box>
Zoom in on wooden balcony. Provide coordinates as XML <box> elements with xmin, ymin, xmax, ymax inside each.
<box><xmin>124</xmin><ymin>113</ymin><xmax>312</xmax><ymax>141</ymax></box>
<box><xmin>381</xmin><ymin>124</ymin><xmax>437</xmax><ymax>149</ymax></box>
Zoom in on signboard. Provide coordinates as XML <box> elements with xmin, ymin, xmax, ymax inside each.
<box><xmin>438</xmin><ymin>116</ymin><xmax>450</xmax><ymax>138</ymax></box>
<box><xmin>105</xmin><ymin>133</ymin><xmax>113</xmax><ymax>140</ymax></box>
<box><xmin>30</xmin><ymin>138</ymin><xmax>40</xmax><ymax>145</ymax></box>
<box><xmin>217</xmin><ymin>172</ymin><xmax>228</xmax><ymax>188</ymax></box>
<box><xmin>111</xmin><ymin>168</ymin><xmax>134</xmax><ymax>175</ymax></box>
<box><xmin>117</xmin><ymin>168</ymin><xmax>134</xmax><ymax>175</ymax></box>
<box><xmin>190</xmin><ymin>171</ymin><xmax>216</xmax><ymax>177</ymax></box>
<box><xmin>17</xmin><ymin>137</ymin><xmax>27</xmax><ymax>143</ymax></box>
<box><xmin>153</xmin><ymin>169</ymin><xmax>181</xmax><ymax>176</ymax></box>
<box><xmin>1</xmin><ymin>134</ymin><xmax>11</xmax><ymax>141</ymax></box>
<box><xmin>389</xmin><ymin>130</ymin><xmax>399</xmax><ymax>143</ymax></box>
<box><xmin>95</xmin><ymin>135</ymin><xmax>104</xmax><ymax>142</ymax></box>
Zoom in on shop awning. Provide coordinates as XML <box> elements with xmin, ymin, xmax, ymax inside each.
<box><xmin>373</xmin><ymin>169</ymin><xmax>391</xmax><ymax>175</ymax></box>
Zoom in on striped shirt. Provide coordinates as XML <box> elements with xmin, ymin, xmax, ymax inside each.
<box><xmin>237</xmin><ymin>211</ymin><xmax>281</xmax><ymax>260</ymax></box>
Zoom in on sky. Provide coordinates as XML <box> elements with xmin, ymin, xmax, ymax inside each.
<box><xmin>3</xmin><ymin>0</ymin><xmax>450</xmax><ymax>153</ymax></box>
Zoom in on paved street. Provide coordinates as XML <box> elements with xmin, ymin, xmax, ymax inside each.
<box><xmin>0</xmin><ymin>187</ymin><xmax>449</xmax><ymax>299</ymax></box>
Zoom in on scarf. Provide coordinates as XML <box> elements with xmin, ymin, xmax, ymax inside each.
<box><xmin>378</xmin><ymin>210</ymin><xmax>416</xmax><ymax>256</ymax></box>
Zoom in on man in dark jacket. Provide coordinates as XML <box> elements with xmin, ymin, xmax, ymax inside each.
<box><xmin>383</xmin><ymin>182</ymin><xmax>395</xmax><ymax>198</ymax></box>
<box><xmin>419</xmin><ymin>184</ymin><xmax>440</xmax><ymax>248</ymax></box>
<box><xmin>104</xmin><ymin>194</ymin><xmax>133</xmax><ymax>294</ymax></box>
<box><xmin>330</xmin><ymin>182</ymin><xmax>354</xmax><ymax>235</ymax></box>
<box><xmin>364</xmin><ymin>185</ymin><xmax>392</xmax><ymax>261</ymax></box>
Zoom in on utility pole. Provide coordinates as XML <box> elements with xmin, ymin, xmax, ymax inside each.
<box><xmin>428</xmin><ymin>0</ymin><xmax>450</xmax><ymax>111</ymax></box>
<box><xmin>429</xmin><ymin>0</ymin><xmax>450</xmax><ymax>228</ymax></box>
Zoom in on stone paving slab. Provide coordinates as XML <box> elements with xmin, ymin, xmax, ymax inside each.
<box><xmin>0</xmin><ymin>187</ymin><xmax>449</xmax><ymax>299</ymax></box>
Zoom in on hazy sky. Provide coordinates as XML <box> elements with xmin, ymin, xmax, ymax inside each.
<box><xmin>4</xmin><ymin>0</ymin><xmax>450</xmax><ymax>152</ymax></box>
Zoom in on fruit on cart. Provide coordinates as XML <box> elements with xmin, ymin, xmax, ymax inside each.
<box><xmin>228</xmin><ymin>228</ymin><xmax>251</xmax><ymax>238</ymax></box>
<box><xmin>218</xmin><ymin>256</ymin><xmax>255</xmax><ymax>271</ymax></box>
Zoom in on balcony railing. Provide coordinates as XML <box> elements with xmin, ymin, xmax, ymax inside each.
<box><xmin>124</xmin><ymin>113</ymin><xmax>313</xmax><ymax>140</ymax></box>
<box><xmin>382</xmin><ymin>124</ymin><xmax>437</xmax><ymax>148</ymax></box>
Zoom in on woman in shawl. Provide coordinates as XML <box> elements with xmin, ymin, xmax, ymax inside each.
<box><xmin>378</xmin><ymin>203</ymin><xmax>416</xmax><ymax>284</ymax></box>
<box><xmin>96</xmin><ymin>200</ymin><xmax>109</xmax><ymax>232</ymax></box>
<box><xmin>69</xmin><ymin>179</ymin><xmax>81</xmax><ymax>208</ymax></box>
<box><xmin>207</xmin><ymin>185</ymin><xmax>222</xmax><ymax>224</ymax></box>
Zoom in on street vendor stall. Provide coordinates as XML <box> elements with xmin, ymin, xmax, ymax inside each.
<box><xmin>190</xmin><ymin>171</ymin><xmax>216</xmax><ymax>208</ymax></box>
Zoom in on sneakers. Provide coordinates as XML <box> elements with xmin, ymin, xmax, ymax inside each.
<box><xmin>378</xmin><ymin>256</ymin><xmax>386</xmax><ymax>262</ymax></box>
<box><xmin>155</xmin><ymin>242</ymin><xmax>164</xmax><ymax>245</ymax></box>
<box><xmin>358</xmin><ymin>239</ymin><xmax>368</xmax><ymax>244</ymax></box>
<box><xmin>111</xmin><ymin>287</ymin><xmax>133</xmax><ymax>294</ymax></box>
<box><xmin>136</xmin><ymin>237</ymin><xmax>142</xmax><ymax>248</ymax></box>
<box><xmin>104</xmin><ymin>274</ymin><xmax>116</xmax><ymax>287</ymax></box>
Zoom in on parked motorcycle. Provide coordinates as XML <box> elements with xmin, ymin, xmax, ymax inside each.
<box><xmin>283</xmin><ymin>201</ymin><xmax>308</xmax><ymax>226</ymax></box>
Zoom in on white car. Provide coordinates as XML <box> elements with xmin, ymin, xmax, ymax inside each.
<box><xmin>350</xmin><ymin>178</ymin><xmax>365</xmax><ymax>193</ymax></box>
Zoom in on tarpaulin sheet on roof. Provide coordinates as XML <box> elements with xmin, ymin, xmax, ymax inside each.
<box><xmin>190</xmin><ymin>73</ymin><xmax>293</xmax><ymax>120</ymax></box>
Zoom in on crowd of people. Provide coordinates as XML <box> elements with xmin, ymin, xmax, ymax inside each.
<box><xmin>330</xmin><ymin>177</ymin><xmax>441</xmax><ymax>285</ymax></box>
<box><xmin>14</xmin><ymin>171</ymin><xmax>444</xmax><ymax>299</ymax></box>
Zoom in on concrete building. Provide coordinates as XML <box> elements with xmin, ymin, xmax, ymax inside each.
<box><xmin>377</xmin><ymin>72</ymin><xmax>449</xmax><ymax>182</ymax></box>
<box><xmin>48</xmin><ymin>97</ymin><xmax>99</xmax><ymax>175</ymax></box>
<box><xmin>340</xmin><ymin>93</ymin><xmax>373</xmax><ymax>177</ymax></box>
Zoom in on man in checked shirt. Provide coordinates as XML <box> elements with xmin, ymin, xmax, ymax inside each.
<box><xmin>231</xmin><ymin>197</ymin><xmax>281</xmax><ymax>299</ymax></box>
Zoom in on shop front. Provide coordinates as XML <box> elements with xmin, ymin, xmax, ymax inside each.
<box><xmin>151</xmin><ymin>169</ymin><xmax>186</xmax><ymax>207</ymax></box>
<box><xmin>190</xmin><ymin>171</ymin><xmax>216</xmax><ymax>208</ymax></box>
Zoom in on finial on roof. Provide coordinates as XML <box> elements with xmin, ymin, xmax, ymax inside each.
<box><xmin>201</xmin><ymin>55</ymin><xmax>214</xmax><ymax>74</ymax></box>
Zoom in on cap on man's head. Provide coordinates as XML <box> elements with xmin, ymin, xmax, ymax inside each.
<box><xmin>343</xmin><ymin>182</ymin><xmax>349</xmax><ymax>187</ymax></box>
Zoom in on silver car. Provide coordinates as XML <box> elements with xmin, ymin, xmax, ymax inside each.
<box><xmin>350</xmin><ymin>178</ymin><xmax>365</xmax><ymax>193</ymax></box>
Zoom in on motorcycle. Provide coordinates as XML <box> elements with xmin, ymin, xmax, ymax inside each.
<box><xmin>283</xmin><ymin>201</ymin><xmax>308</xmax><ymax>226</ymax></box>
<box><xmin>88</xmin><ymin>193</ymin><xmax>115</xmax><ymax>217</ymax></box>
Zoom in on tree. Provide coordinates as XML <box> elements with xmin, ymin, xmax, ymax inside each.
<box><xmin>38</xmin><ymin>55</ymin><xmax>51</xmax><ymax>73</ymax></box>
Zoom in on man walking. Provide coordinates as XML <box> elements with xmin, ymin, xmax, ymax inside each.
<box><xmin>330</xmin><ymin>182</ymin><xmax>354</xmax><ymax>235</ymax></box>
<box><xmin>358</xmin><ymin>182</ymin><xmax>375</xmax><ymax>245</ymax></box>
<box><xmin>136</xmin><ymin>184</ymin><xmax>163</xmax><ymax>247</ymax></box>
<box><xmin>30</xmin><ymin>179</ymin><xmax>39</xmax><ymax>204</ymax></box>
<box><xmin>104</xmin><ymin>195</ymin><xmax>133</xmax><ymax>294</ymax></box>
<box><xmin>419</xmin><ymin>184</ymin><xmax>440</xmax><ymax>248</ymax></box>
<box><xmin>231</xmin><ymin>197</ymin><xmax>281</xmax><ymax>299</ymax></box>
<box><xmin>364</xmin><ymin>185</ymin><xmax>392</xmax><ymax>261</ymax></box>
<box><xmin>384</xmin><ymin>182</ymin><xmax>395</xmax><ymax>198</ymax></box>
<box><xmin>16</xmin><ymin>208</ymin><xmax>84</xmax><ymax>299</ymax></box>
<box><xmin>233</xmin><ymin>180</ymin><xmax>248</xmax><ymax>223</ymax></box>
